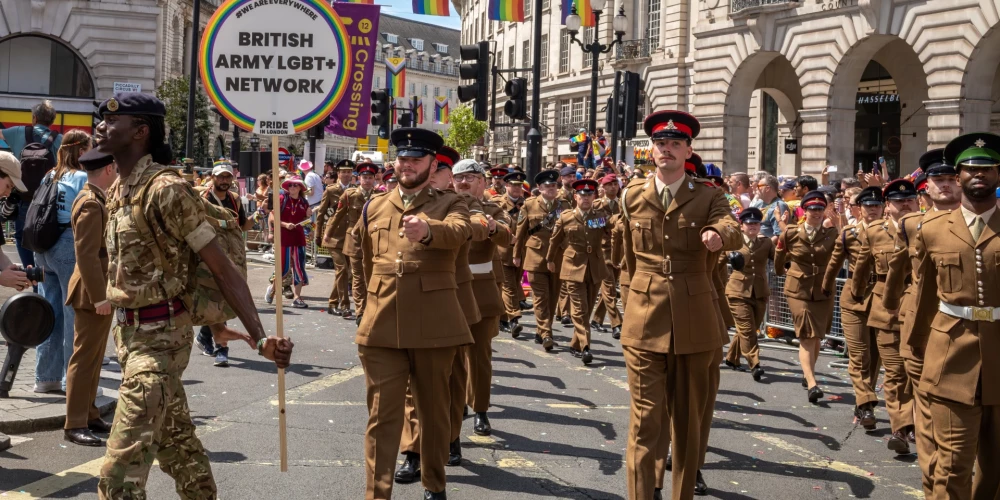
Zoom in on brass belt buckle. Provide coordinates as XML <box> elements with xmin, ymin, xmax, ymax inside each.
<box><xmin>395</xmin><ymin>259</ymin><xmax>404</xmax><ymax>277</ymax></box>
<box><xmin>971</xmin><ymin>306</ymin><xmax>994</xmax><ymax>322</ymax></box>
<box><xmin>661</xmin><ymin>259</ymin><xmax>672</xmax><ymax>275</ymax></box>
<box><xmin>586</xmin><ymin>245</ymin><xmax>593</xmax><ymax>254</ymax></box>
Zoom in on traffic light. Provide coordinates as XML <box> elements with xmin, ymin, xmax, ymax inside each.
<box><xmin>458</xmin><ymin>41</ymin><xmax>490</xmax><ymax>121</ymax></box>
<box><xmin>621</xmin><ymin>72</ymin><xmax>641</xmax><ymax>139</ymax></box>
<box><xmin>371</xmin><ymin>89</ymin><xmax>391</xmax><ymax>140</ymax></box>
<box><xmin>397</xmin><ymin>112</ymin><xmax>413</xmax><ymax>128</ymax></box>
<box><xmin>605</xmin><ymin>95</ymin><xmax>619</xmax><ymax>136</ymax></box>
<box><xmin>309</xmin><ymin>115</ymin><xmax>330</xmax><ymax>140</ymax></box>
<box><xmin>504</xmin><ymin>78</ymin><xmax>528</xmax><ymax>121</ymax></box>
<box><xmin>210</xmin><ymin>105</ymin><xmax>230</xmax><ymax>132</ymax></box>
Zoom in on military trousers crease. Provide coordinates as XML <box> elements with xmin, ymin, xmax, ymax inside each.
<box><xmin>501</xmin><ymin>265</ymin><xmax>523</xmax><ymax>322</ymax></box>
<box><xmin>842</xmin><ymin>309</ymin><xmax>881</xmax><ymax>407</ymax></box>
<box><xmin>592</xmin><ymin>266</ymin><xmax>622</xmax><ymax>328</ymax></box>
<box><xmin>557</xmin><ymin>281</ymin><xmax>571</xmax><ymax>318</ymax></box>
<box><xmin>725</xmin><ymin>296</ymin><xmax>766</xmax><ymax>369</ymax></box>
<box><xmin>467</xmin><ymin>316</ymin><xmax>499</xmax><ymax>413</ymax></box>
<box><xmin>527</xmin><ymin>272</ymin><xmax>559</xmax><ymax>339</ymax></box>
<box><xmin>400</xmin><ymin>345</ymin><xmax>468</xmax><ymax>453</ymax></box>
<box><xmin>624</xmin><ymin>345</ymin><xmax>715</xmax><ymax>500</ymax></box>
<box><xmin>65</xmin><ymin>308</ymin><xmax>113</xmax><ymax>429</ymax></box>
<box><xmin>350</xmin><ymin>255</ymin><xmax>367</xmax><ymax>315</ymax></box>
<box><xmin>876</xmin><ymin>329</ymin><xmax>914</xmax><ymax>432</ymax></box>
<box><xmin>926</xmin><ymin>395</ymin><xmax>1000</xmax><ymax>500</ymax></box>
<box><xmin>359</xmin><ymin>345</ymin><xmax>458</xmax><ymax>499</ymax></box>
<box><xmin>567</xmin><ymin>279</ymin><xmax>600</xmax><ymax>352</ymax></box>
<box><xmin>328</xmin><ymin>248</ymin><xmax>351</xmax><ymax>311</ymax></box>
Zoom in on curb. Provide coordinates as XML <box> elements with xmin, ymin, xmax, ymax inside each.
<box><xmin>0</xmin><ymin>389</ymin><xmax>118</xmax><ymax>435</ymax></box>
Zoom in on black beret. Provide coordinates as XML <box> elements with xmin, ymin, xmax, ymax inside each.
<box><xmin>99</xmin><ymin>92</ymin><xmax>166</xmax><ymax>118</ymax></box>
<box><xmin>78</xmin><ymin>149</ymin><xmax>114</xmax><ymax>171</ymax></box>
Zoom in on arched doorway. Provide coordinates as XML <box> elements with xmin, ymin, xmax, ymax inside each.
<box><xmin>961</xmin><ymin>23</ymin><xmax>1000</xmax><ymax>135</ymax></box>
<box><xmin>723</xmin><ymin>53</ymin><xmax>803</xmax><ymax>175</ymax></box>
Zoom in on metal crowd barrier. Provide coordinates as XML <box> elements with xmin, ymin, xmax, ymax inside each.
<box><xmin>764</xmin><ymin>261</ymin><xmax>847</xmax><ymax>341</ymax></box>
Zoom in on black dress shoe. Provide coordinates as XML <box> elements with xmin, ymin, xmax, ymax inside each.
<box><xmin>807</xmin><ymin>386</ymin><xmax>824</xmax><ymax>403</ymax></box>
<box><xmin>801</xmin><ymin>377</ymin><xmax>808</xmax><ymax>388</ymax></box>
<box><xmin>611</xmin><ymin>326</ymin><xmax>621</xmax><ymax>339</ymax></box>
<box><xmin>87</xmin><ymin>418</ymin><xmax>112</xmax><ymax>433</ymax></box>
<box><xmin>542</xmin><ymin>337</ymin><xmax>554</xmax><ymax>351</ymax></box>
<box><xmin>724</xmin><ymin>360</ymin><xmax>742</xmax><ymax>371</ymax></box>
<box><xmin>342</xmin><ymin>310</ymin><xmax>356</xmax><ymax>320</ymax></box>
<box><xmin>424</xmin><ymin>490</ymin><xmax>446</xmax><ymax>500</ymax></box>
<box><xmin>590</xmin><ymin>321</ymin><xmax>605</xmax><ymax>332</ymax></box>
<box><xmin>855</xmin><ymin>404</ymin><xmax>877</xmax><ymax>430</ymax></box>
<box><xmin>694</xmin><ymin>469</ymin><xmax>708</xmax><ymax>495</ymax></box>
<box><xmin>394</xmin><ymin>452</ymin><xmax>421</xmax><ymax>483</ymax></box>
<box><xmin>535</xmin><ymin>333</ymin><xmax>544</xmax><ymax>344</ymax></box>
<box><xmin>907</xmin><ymin>426</ymin><xmax>916</xmax><ymax>444</ymax></box>
<box><xmin>510</xmin><ymin>318</ymin><xmax>523</xmax><ymax>338</ymax></box>
<box><xmin>355</xmin><ymin>314</ymin><xmax>363</xmax><ymax>327</ymax></box>
<box><xmin>519</xmin><ymin>300</ymin><xmax>530</xmax><ymax>310</ymax></box>
<box><xmin>751</xmin><ymin>365</ymin><xmax>764</xmax><ymax>382</ymax></box>
<box><xmin>665</xmin><ymin>449</ymin><xmax>672</xmax><ymax>471</ymax></box>
<box><xmin>64</xmin><ymin>428</ymin><xmax>103</xmax><ymax>447</ymax></box>
<box><xmin>327</xmin><ymin>307</ymin><xmax>340</xmax><ymax>315</ymax></box>
<box><xmin>474</xmin><ymin>412</ymin><xmax>492</xmax><ymax>436</ymax></box>
<box><xmin>570</xmin><ymin>349</ymin><xmax>582</xmax><ymax>358</ymax></box>
<box><xmin>447</xmin><ymin>439</ymin><xmax>462</xmax><ymax>466</ymax></box>
<box><xmin>653</xmin><ymin>488</ymin><xmax>662</xmax><ymax>500</ymax></box>
<box><xmin>581</xmin><ymin>348</ymin><xmax>593</xmax><ymax>365</ymax></box>
<box><xmin>499</xmin><ymin>320</ymin><xmax>510</xmax><ymax>333</ymax></box>
<box><xmin>561</xmin><ymin>316</ymin><xmax>573</xmax><ymax>327</ymax></box>
<box><xmin>887</xmin><ymin>430</ymin><xmax>910</xmax><ymax>454</ymax></box>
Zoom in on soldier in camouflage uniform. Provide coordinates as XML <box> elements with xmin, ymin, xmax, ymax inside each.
<box><xmin>93</xmin><ymin>92</ymin><xmax>293</xmax><ymax>499</ymax></box>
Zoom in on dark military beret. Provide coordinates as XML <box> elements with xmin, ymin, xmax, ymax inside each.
<box><xmin>99</xmin><ymin>92</ymin><xmax>166</xmax><ymax>117</ymax></box>
<box><xmin>78</xmin><ymin>149</ymin><xmax>114</xmax><ymax>171</ymax></box>
<box><xmin>643</xmin><ymin>110</ymin><xmax>700</xmax><ymax>141</ymax></box>
<box><xmin>391</xmin><ymin>127</ymin><xmax>444</xmax><ymax>158</ymax></box>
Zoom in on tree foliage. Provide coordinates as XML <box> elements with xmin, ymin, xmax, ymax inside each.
<box><xmin>156</xmin><ymin>76</ymin><xmax>213</xmax><ymax>164</ymax></box>
<box><xmin>444</xmin><ymin>104</ymin><xmax>488</xmax><ymax>158</ymax></box>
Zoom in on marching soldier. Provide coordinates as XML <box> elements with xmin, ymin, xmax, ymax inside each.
<box><xmin>557</xmin><ymin>166</ymin><xmax>578</xmax><ymax>208</ymax></box>
<box><xmin>591</xmin><ymin>174</ymin><xmax>623</xmax><ymax>337</ymax></box>
<box><xmin>908</xmin><ymin>133</ymin><xmax>1000</xmax><ymax>500</ymax></box>
<box><xmin>63</xmin><ymin>149</ymin><xmax>117</xmax><ymax>447</ymax></box>
<box><xmin>356</xmin><ymin>127</ymin><xmax>473</xmax><ymax>500</ymax></box>
<box><xmin>487</xmin><ymin>166</ymin><xmax>508</xmax><ymax>197</ymax></box>
<box><xmin>513</xmin><ymin>170</ymin><xmax>573</xmax><ymax>350</ymax></box>
<box><xmin>821</xmin><ymin>186</ymin><xmax>884</xmax><ymax>430</ymax></box>
<box><xmin>620</xmin><ymin>110</ymin><xmax>741</xmax><ymax>500</ymax></box>
<box><xmin>555</xmin><ymin>166</ymin><xmax>579</xmax><ymax>325</ymax></box>
<box><xmin>95</xmin><ymin>92</ymin><xmax>292</xmax><ymax>499</ymax></box>
<box><xmin>723</xmin><ymin>208</ymin><xmax>774</xmax><ymax>381</ymax></box>
<box><xmin>882</xmin><ymin>149</ymin><xmax>961</xmax><ymax>496</ymax></box>
<box><xmin>850</xmin><ymin>179</ymin><xmax>918</xmax><ymax>453</ymax></box>
<box><xmin>496</xmin><ymin>170</ymin><xmax>528</xmax><ymax>336</ymax></box>
<box><xmin>612</xmin><ymin>210</ymin><xmax>629</xmax><ymax>315</ymax></box>
<box><xmin>546</xmin><ymin>179</ymin><xmax>612</xmax><ymax>364</ymax></box>
<box><xmin>775</xmin><ymin>190</ymin><xmax>837</xmax><ymax>404</ymax></box>
<box><xmin>318</xmin><ymin>159</ymin><xmax>356</xmax><ymax>317</ymax></box>
<box><xmin>325</xmin><ymin>162</ymin><xmax>379</xmax><ymax>322</ymax></box>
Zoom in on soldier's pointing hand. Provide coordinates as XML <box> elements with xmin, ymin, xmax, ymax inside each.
<box><xmin>402</xmin><ymin>215</ymin><xmax>430</xmax><ymax>243</ymax></box>
<box><xmin>702</xmin><ymin>230</ymin><xmax>723</xmax><ymax>252</ymax></box>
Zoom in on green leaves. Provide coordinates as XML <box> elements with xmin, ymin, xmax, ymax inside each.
<box><xmin>443</xmin><ymin>104</ymin><xmax>488</xmax><ymax>159</ymax></box>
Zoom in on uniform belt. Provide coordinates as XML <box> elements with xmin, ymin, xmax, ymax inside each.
<box><xmin>939</xmin><ymin>301</ymin><xmax>1000</xmax><ymax>322</ymax></box>
<box><xmin>373</xmin><ymin>261</ymin><xmax>457</xmax><ymax>276</ymax></box>
<box><xmin>468</xmin><ymin>262</ymin><xmax>493</xmax><ymax>275</ymax></box>
<box><xmin>115</xmin><ymin>298</ymin><xmax>186</xmax><ymax>326</ymax></box>
<box><xmin>790</xmin><ymin>263</ymin><xmax>821</xmax><ymax>275</ymax></box>
<box><xmin>635</xmin><ymin>259</ymin><xmax>707</xmax><ymax>275</ymax></box>
<box><xmin>875</xmin><ymin>274</ymin><xmax>912</xmax><ymax>286</ymax></box>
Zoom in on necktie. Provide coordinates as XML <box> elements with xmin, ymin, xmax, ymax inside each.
<box><xmin>972</xmin><ymin>216</ymin><xmax>986</xmax><ymax>241</ymax></box>
<box><xmin>661</xmin><ymin>186</ymin><xmax>672</xmax><ymax>211</ymax></box>
<box><xmin>402</xmin><ymin>193</ymin><xmax>415</xmax><ymax>210</ymax></box>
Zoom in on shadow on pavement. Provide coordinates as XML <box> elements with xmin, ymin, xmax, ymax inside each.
<box><xmin>704</xmin><ymin>445</ymin><xmax>876</xmax><ymax>498</ymax></box>
<box><xmin>450</xmin><ymin>462</ymin><xmax>624</xmax><ymax>499</ymax></box>
<box><xmin>491</xmin><ymin>386</ymin><xmax>598</xmax><ymax>407</ymax></box>
<box><xmin>493</xmin><ymin>370</ymin><xmax>567</xmax><ymax>389</ymax></box>
<box><xmin>491</xmin><ymin>357</ymin><xmax>537</xmax><ymax>368</ymax></box>
<box><xmin>493</xmin><ymin>404</ymin><xmax>618</xmax><ymax>441</ymax></box>
<box><xmin>488</xmin><ymin>428</ymin><xmax>624</xmax><ymax>476</ymax></box>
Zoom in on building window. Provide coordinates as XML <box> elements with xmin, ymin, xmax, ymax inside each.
<box><xmin>0</xmin><ymin>35</ymin><xmax>95</xmax><ymax>98</ymax></box>
<box><xmin>375</xmin><ymin>76</ymin><xmax>381</xmax><ymax>89</ymax></box>
<box><xmin>375</xmin><ymin>50</ymin><xmax>383</xmax><ymax>62</ymax></box>
<box><xmin>434</xmin><ymin>43</ymin><xmax>449</xmax><ymax>53</ymax></box>
<box><xmin>434</xmin><ymin>86</ymin><xmax>440</xmax><ymax>96</ymax></box>
<box><xmin>409</xmin><ymin>83</ymin><xmax>416</xmax><ymax>95</ymax></box>
<box><xmin>435</xmin><ymin>59</ymin><xmax>441</xmax><ymax>72</ymax></box>
<box><xmin>647</xmin><ymin>0</ymin><xmax>660</xmax><ymax>50</ymax></box>
<box><xmin>559</xmin><ymin>29</ymin><xmax>569</xmax><ymax>73</ymax></box>
<box><xmin>508</xmin><ymin>46</ymin><xmax>515</xmax><ymax>69</ymax></box>
<box><xmin>523</xmin><ymin>0</ymin><xmax>530</xmax><ymax>18</ymax></box>
<box><xmin>522</xmin><ymin>40</ymin><xmax>529</xmax><ymax>68</ymax></box>
<box><xmin>584</xmin><ymin>28</ymin><xmax>594</xmax><ymax>67</ymax></box>
<box><xmin>422</xmin><ymin>85</ymin><xmax>428</xmax><ymax>97</ymax></box>
<box><xmin>583</xmin><ymin>95</ymin><xmax>591</xmax><ymax>124</ymax></box>
<box><xmin>542</xmin><ymin>0</ymin><xmax>549</xmax><ymax>10</ymax></box>
<box><xmin>386</xmin><ymin>33</ymin><xmax>398</xmax><ymax>43</ymax></box>
<box><xmin>571</xmin><ymin>97</ymin><xmax>584</xmax><ymax>125</ymax></box>
<box><xmin>411</xmin><ymin>39</ymin><xmax>424</xmax><ymax>51</ymax></box>
<box><xmin>172</xmin><ymin>17</ymin><xmax>182</xmax><ymax>73</ymax></box>
<box><xmin>422</xmin><ymin>58</ymin><xmax>430</xmax><ymax>71</ymax></box>
<box><xmin>540</xmin><ymin>35</ymin><xmax>548</xmax><ymax>78</ymax></box>
<box><xmin>449</xmin><ymin>89</ymin><xmax>454</xmax><ymax>100</ymax></box>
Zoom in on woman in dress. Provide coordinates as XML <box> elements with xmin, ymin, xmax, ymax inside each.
<box><xmin>265</xmin><ymin>176</ymin><xmax>312</xmax><ymax>308</ymax></box>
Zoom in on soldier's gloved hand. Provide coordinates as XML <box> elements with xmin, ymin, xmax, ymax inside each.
<box><xmin>701</xmin><ymin>230</ymin><xmax>723</xmax><ymax>252</ymax></box>
<box><xmin>547</xmin><ymin>262</ymin><xmax>556</xmax><ymax>273</ymax></box>
<box><xmin>261</xmin><ymin>336</ymin><xmax>294</xmax><ymax>369</ymax></box>
<box><xmin>209</xmin><ymin>324</ymin><xmax>255</xmax><ymax>350</ymax></box>
<box><xmin>402</xmin><ymin>215</ymin><xmax>429</xmax><ymax>243</ymax></box>
<box><xmin>728</xmin><ymin>251</ymin><xmax>745</xmax><ymax>272</ymax></box>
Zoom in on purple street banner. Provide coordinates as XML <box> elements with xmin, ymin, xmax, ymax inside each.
<box><xmin>326</xmin><ymin>2</ymin><xmax>381</xmax><ymax>139</ymax></box>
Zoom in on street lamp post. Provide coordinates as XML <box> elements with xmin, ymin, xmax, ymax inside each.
<box><xmin>566</xmin><ymin>1</ymin><xmax>628</xmax><ymax>138</ymax></box>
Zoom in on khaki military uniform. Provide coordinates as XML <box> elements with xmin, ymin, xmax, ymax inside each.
<box><xmin>99</xmin><ymin>156</ymin><xmax>217</xmax><ymax>499</ymax></box>
<box><xmin>356</xmin><ymin>186</ymin><xmax>474</xmax><ymax>499</ymax></box>
<box><xmin>325</xmin><ymin>186</ymin><xmax>374</xmax><ymax>316</ymax></box>
<box><xmin>513</xmin><ymin>196</ymin><xmax>573</xmax><ymax>341</ymax></box>
<box><xmin>851</xmin><ymin>219</ymin><xmax>914</xmax><ymax>433</ymax></box>
<box><xmin>774</xmin><ymin>224</ymin><xmax>838</xmax><ymax>339</ymax></box>
<box><xmin>822</xmin><ymin>223</ymin><xmax>880</xmax><ymax>408</ymax></box>
<box><xmin>547</xmin><ymin>207</ymin><xmax>612</xmax><ymax>352</ymax></box>
<box><xmin>591</xmin><ymin>197</ymin><xmax>623</xmax><ymax>329</ymax></box>
<box><xmin>620</xmin><ymin>174</ymin><xmax>741</xmax><ymax>500</ymax></box>
<box><xmin>556</xmin><ymin>187</ymin><xmax>577</xmax><ymax>318</ymax></box>
<box><xmin>64</xmin><ymin>184</ymin><xmax>114</xmax><ymax>431</ymax></box>
<box><xmin>318</xmin><ymin>183</ymin><xmax>351</xmax><ymax>312</ymax></box>
<box><xmin>612</xmin><ymin>213</ymin><xmax>630</xmax><ymax>312</ymax></box>
<box><xmin>493</xmin><ymin>194</ymin><xmax>526</xmax><ymax>324</ymax></box>
<box><xmin>724</xmin><ymin>235</ymin><xmax>774</xmax><ymax>369</ymax></box>
<box><xmin>909</xmin><ymin>208</ymin><xmax>1000</xmax><ymax>500</ymax></box>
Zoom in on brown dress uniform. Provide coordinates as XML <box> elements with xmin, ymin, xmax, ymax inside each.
<box><xmin>556</xmin><ymin>186</ymin><xmax>577</xmax><ymax>318</ymax></box>
<box><xmin>774</xmin><ymin>224</ymin><xmax>838</xmax><ymax>339</ymax></box>
<box><xmin>494</xmin><ymin>194</ymin><xmax>526</xmax><ymax>325</ymax></box>
<box><xmin>612</xmin><ymin>213</ymin><xmax>630</xmax><ymax>312</ymax></box>
<box><xmin>851</xmin><ymin>219</ymin><xmax>914</xmax><ymax>435</ymax></box>
<box><xmin>547</xmin><ymin>206</ymin><xmax>612</xmax><ymax>354</ymax></box>
<box><xmin>325</xmin><ymin>186</ymin><xmax>375</xmax><ymax>316</ymax></box>
<box><xmin>822</xmin><ymin>222</ymin><xmax>880</xmax><ymax>409</ymax></box>
<box><xmin>64</xmin><ymin>183</ymin><xmax>114</xmax><ymax>430</ymax></box>
<box><xmin>621</xmin><ymin>173</ymin><xmax>741</xmax><ymax>500</ymax></box>
<box><xmin>319</xmin><ymin>182</ymin><xmax>352</xmax><ymax>312</ymax></box>
<box><xmin>514</xmin><ymin>195</ymin><xmax>573</xmax><ymax>343</ymax></box>
<box><xmin>724</xmin><ymin>234</ymin><xmax>774</xmax><ymax>369</ymax></box>
<box><xmin>910</xmin><ymin>207</ymin><xmax>1000</xmax><ymax>500</ymax></box>
<box><xmin>356</xmin><ymin>186</ymin><xmax>474</xmax><ymax>499</ymax></box>
<box><xmin>592</xmin><ymin>196</ymin><xmax>624</xmax><ymax>330</ymax></box>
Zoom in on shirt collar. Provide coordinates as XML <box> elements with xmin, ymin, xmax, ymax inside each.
<box><xmin>123</xmin><ymin>155</ymin><xmax>155</xmax><ymax>191</ymax></box>
<box><xmin>743</xmin><ymin>233</ymin><xmax>752</xmax><ymax>245</ymax></box>
<box><xmin>961</xmin><ymin>204</ymin><xmax>996</xmax><ymax>227</ymax></box>
<box><xmin>654</xmin><ymin>173</ymin><xmax>686</xmax><ymax>197</ymax></box>
<box><xmin>340</xmin><ymin>182</ymin><xmax>351</xmax><ymax>190</ymax></box>
<box><xmin>87</xmin><ymin>182</ymin><xmax>107</xmax><ymax>199</ymax></box>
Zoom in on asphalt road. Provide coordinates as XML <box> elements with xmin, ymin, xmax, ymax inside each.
<box><xmin>0</xmin><ymin>259</ymin><xmax>924</xmax><ymax>499</ymax></box>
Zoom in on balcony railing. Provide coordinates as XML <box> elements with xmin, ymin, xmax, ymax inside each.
<box><xmin>730</xmin><ymin>0</ymin><xmax>799</xmax><ymax>16</ymax></box>
<box><xmin>615</xmin><ymin>39</ymin><xmax>651</xmax><ymax>62</ymax></box>
<box><xmin>557</xmin><ymin>122</ymin><xmax>590</xmax><ymax>139</ymax></box>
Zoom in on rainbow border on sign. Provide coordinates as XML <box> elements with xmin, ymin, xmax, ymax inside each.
<box><xmin>198</xmin><ymin>0</ymin><xmax>352</xmax><ymax>133</ymax></box>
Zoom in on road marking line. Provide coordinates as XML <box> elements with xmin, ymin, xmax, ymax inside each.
<box><xmin>466</xmin><ymin>434</ymin><xmax>536</xmax><ymax>468</ymax></box>
<box><xmin>284</xmin><ymin>365</ymin><xmax>364</xmax><ymax>402</ymax></box>
<box><xmin>494</xmin><ymin>339</ymin><xmax>629</xmax><ymax>391</ymax></box>
<box><xmin>546</xmin><ymin>403</ymin><xmax>628</xmax><ymax>410</ymax></box>
<box><xmin>271</xmin><ymin>400</ymin><xmax>366</xmax><ymax>406</ymax></box>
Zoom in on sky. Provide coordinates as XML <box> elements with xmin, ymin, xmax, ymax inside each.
<box><xmin>377</xmin><ymin>0</ymin><xmax>463</xmax><ymax>30</ymax></box>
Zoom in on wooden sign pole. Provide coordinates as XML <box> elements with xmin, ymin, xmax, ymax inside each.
<box><xmin>271</xmin><ymin>135</ymin><xmax>289</xmax><ymax>472</ymax></box>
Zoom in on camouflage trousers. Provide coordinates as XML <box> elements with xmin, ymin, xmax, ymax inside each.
<box><xmin>98</xmin><ymin>314</ymin><xmax>216</xmax><ymax>499</ymax></box>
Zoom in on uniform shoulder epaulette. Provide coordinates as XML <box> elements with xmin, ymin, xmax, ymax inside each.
<box><xmin>920</xmin><ymin>209</ymin><xmax>951</xmax><ymax>222</ymax></box>
<box><xmin>368</xmin><ymin>189</ymin><xmax>390</xmax><ymax>201</ymax></box>
<box><xmin>560</xmin><ymin>209</ymin><xmax>574</xmax><ymax>217</ymax></box>
<box><xmin>899</xmin><ymin>212</ymin><xmax>923</xmax><ymax>224</ymax></box>
<box><xmin>625</xmin><ymin>177</ymin><xmax>646</xmax><ymax>189</ymax></box>
<box><xmin>692</xmin><ymin>177</ymin><xmax>714</xmax><ymax>186</ymax></box>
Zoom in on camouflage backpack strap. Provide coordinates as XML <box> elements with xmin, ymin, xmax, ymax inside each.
<box><xmin>131</xmin><ymin>168</ymin><xmax>183</xmax><ymax>284</ymax></box>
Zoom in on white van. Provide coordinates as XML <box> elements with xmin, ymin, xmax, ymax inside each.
<box><xmin>351</xmin><ymin>151</ymin><xmax>384</xmax><ymax>166</ymax></box>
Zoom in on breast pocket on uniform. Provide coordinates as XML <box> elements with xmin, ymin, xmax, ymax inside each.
<box><xmin>630</xmin><ymin>218</ymin><xmax>652</xmax><ymax>252</ymax></box>
<box><xmin>369</xmin><ymin>218</ymin><xmax>392</xmax><ymax>255</ymax></box>
<box><xmin>935</xmin><ymin>252</ymin><xmax>963</xmax><ymax>293</ymax></box>
<box><xmin>676</xmin><ymin>214</ymin><xmax>705</xmax><ymax>249</ymax></box>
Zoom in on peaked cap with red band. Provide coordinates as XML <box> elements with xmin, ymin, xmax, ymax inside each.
<box><xmin>490</xmin><ymin>166</ymin><xmax>509</xmax><ymax>178</ymax></box>
<box><xmin>801</xmin><ymin>190</ymin><xmax>827</xmax><ymax>209</ymax></box>
<box><xmin>685</xmin><ymin>152</ymin><xmax>704</xmax><ymax>173</ymax></box>
<box><xmin>436</xmin><ymin>146</ymin><xmax>461</xmax><ymax>168</ymax></box>
<box><xmin>644</xmin><ymin>110</ymin><xmax>701</xmax><ymax>141</ymax></box>
<box><xmin>572</xmin><ymin>179</ymin><xmax>599</xmax><ymax>193</ymax></box>
<box><xmin>356</xmin><ymin>162</ymin><xmax>378</xmax><ymax>176</ymax></box>
<box><xmin>382</xmin><ymin>167</ymin><xmax>396</xmax><ymax>182</ymax></box>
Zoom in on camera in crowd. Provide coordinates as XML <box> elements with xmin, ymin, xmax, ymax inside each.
<box><xmin>17</xmin><ymin>265</ymin><xmax>44</xmax><ymax>283</ymax></box>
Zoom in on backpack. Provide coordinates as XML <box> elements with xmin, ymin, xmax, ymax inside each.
<box><xmin>132</xmin><ymin>168</ymin><xmax>248</xmax><ymax>326</ymax></box>
<box><xmin>21</xmin><ymin>172</ymin><xmax>68</xmax><ymax>253</ymax></box>
<box><xmin>19</xmin><ymin>126</ymin><xmax>59</xmax><ymax>199</ymax></box>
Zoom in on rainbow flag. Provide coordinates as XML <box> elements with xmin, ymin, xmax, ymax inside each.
<box><xmin>413</xmin><ymin>0</ymin><xmax>449</xmax><ymax>16</ymax></box>
<box><xmin>412</xmin><ymin>97</ymin><xmax>424</xmax><ymax>124</ymax></box>
<box><xmin>385</xmin><ymin>57</ymin><xmax>406</xmax><ymax>98</ymax></box>
<box><xmin>337</xmin><ymin>0</ymin><xmax>374</xmax><ymax>4</ymax></box>
<box><xmin>434</xmin><ymin>96</ymin><xmax>449</xmax><ymax>124</ymax></box>
<box><xmin>488</xmin><ymin>0</ymin><xmax>525</xmax><ymax>21</ymax></box>
<box><xmin>561</xmin><ymin>0</ymin><xmax>594</xmax><ymax>26</ymax></box>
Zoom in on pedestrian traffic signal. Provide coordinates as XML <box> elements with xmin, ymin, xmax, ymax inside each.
<box><xmin>210</xmin><ymin>105</ymin><xmax>230</xmax><ymax>132</ymax></box>
<box><xmin>458</xmin><ymin>41</ymin><xmax>490</xmax><ymax>122</ymax></box>
<box><xmin>397</xmin><ymin>112</ymin><xmax>413</xmax><ymax>128</ymax></box>
<box><xmin>605</xmin><ymin>95</ymin><xmax>620</xmax><ymax>136</ymax></box>
<box><xmin>504</xmin><ymin>78</ymin><xmax>528</xmax><ymax>121</ymax></box>
<box><xmin>621</xmin><ymin>71</ymin><xmax>641</xmax><ymax>139</ymax></box>
<box><xmin>371</xmin><ymin>89</ymin><xmax>391</xmax><ymax>140</ymax></box>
